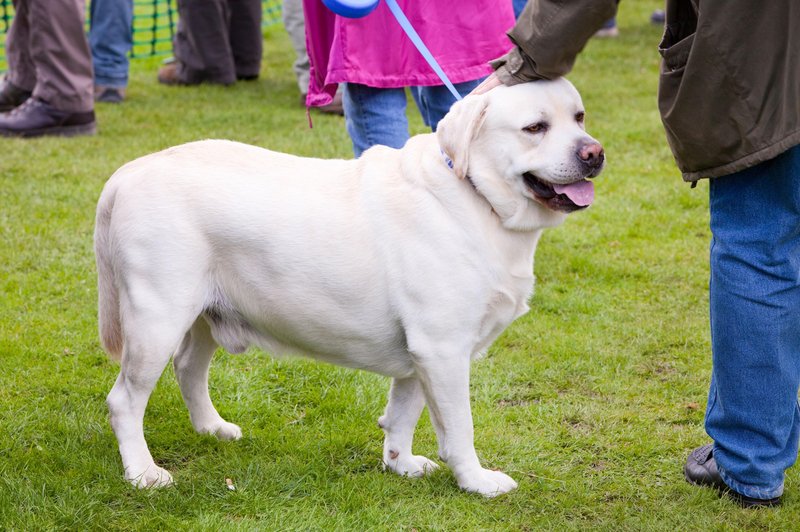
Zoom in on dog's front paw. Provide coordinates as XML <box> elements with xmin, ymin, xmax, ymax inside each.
<box><xmin>196</xmin><ymin>419</ymin><xmax>242</xmax><ymax>441</ymax></box>
<box><xmin>212</xmin><ymin>421</ymin><xmax>242</xmax><ymax>441</ymax></box>
<box><xmin>126</xmin><ymin>463</ymin><xmax>174</xmax><ymax>489</ymax></box>
<box><xmin>457</xmin><ymin>468</ymin><xmax>517</xmax><ymax>497</ymax></box>
<box><xmin>384</xmin><ymin>451</ymin><xmax>439</xmax><ymax>477</ymax></box>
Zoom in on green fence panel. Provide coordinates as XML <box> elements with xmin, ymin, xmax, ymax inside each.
<box><xmin>0</xmin><ymin>0</ymin><xmax>282</xmax><ymax>72</ymax></box>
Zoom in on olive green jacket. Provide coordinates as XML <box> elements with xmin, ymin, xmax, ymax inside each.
<box><xmin>492</xmin><ymin>1</ymin><xmax>800</xmax><ymax>182</ymax></box>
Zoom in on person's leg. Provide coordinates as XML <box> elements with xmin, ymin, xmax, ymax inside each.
<box><xmin>0</xmin><ymin>0</ymin><xmax>95</xmax><ymax>136</ymax></box>
<box><xmin>89</xmin><ymin>0</ymin><xmax>133</xmax><ymax>90</ymax></box>
<box><xmin>342</xmin><ymin>83</ymin><xmax>409</xmax><ymax>157</ymax></box>
<box><xmin>706</xmin><ymin>144</ymin><xmax>800</xmax><ymax>500</ymax></box>
<box><xmin>170</xmin><ymin>0</ymin><xmax>236</xmax><ymax>85</ymax></box>
<box><xmin>5</xmin><ymin>0</ymin><xmax>37</xmax><ymax>93</ymax></box>
<box><xmin>1</xmin><ymin>0</ymin><xmax>35</xmax><ymax>111</ymax></box>
<box><xmin>227</xmin><ymin>0</ymin><xmax>262</xmax><ymax>80</ymax></box>
<box><xmin>413</xmin><ymin>78</ymin><xmax>483</xmax><ymax>132</ymax></box>
<box><xmin>282</xmin><ymin>0</ymin><xmax>310</xmax><ymax>95</ymax></box>
<box><xmin>26</xmin><ymin>0</ymin><xmax>94</xmax><ymax>112</ymax></box>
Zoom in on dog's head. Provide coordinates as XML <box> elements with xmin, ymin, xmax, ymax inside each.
<box><xmin>437</xmin><ymin>78</ymin><xmax>604</xmax><ymax>230</ymax></box>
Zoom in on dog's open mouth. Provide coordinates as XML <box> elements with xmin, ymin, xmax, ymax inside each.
<box><xmin>523</xmin><ymin>172</ymin><xmax>594</xmax><ymax>213</ymax></box>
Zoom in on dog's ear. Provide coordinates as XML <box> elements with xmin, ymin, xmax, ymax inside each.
<box><xmin>436</xmin><ymin>95</ymin><xmax>489</xmax><ymax>179</ymax></box>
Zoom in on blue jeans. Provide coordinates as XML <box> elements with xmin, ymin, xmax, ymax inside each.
<box><xmin>707</xmin><ymin>144</ymin><xmax>800</xmax><ymax>500</ymax></box>
<box><xmin>342</xmin><ymin>79</ymin><xmax>483</xmax><ymax>158</ymax></box>
<box><xmin>89</xmin><ymin>0</ymin><xmax>133</xmax><ymax>88</ymax></box>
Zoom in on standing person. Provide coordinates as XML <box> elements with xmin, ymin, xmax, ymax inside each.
<box><xmin>158</xmin><ymin>0</ymin><xmax>262</xmax><ymax>86</ymax></box>
<box><xmin>0</xmin><ymin>0</ymin><xmax>96</xmax><ymax>137</ymax></box>
<box><xmin>89</xmin><ymin>0</ymin><xmax>133</xmax><ymax>103</ymax></box>
<box><xmin>480</xmin><ymin>0</ymin><xmax>800</xmax><ymax>508</ymax></box>
<box><xmin>304</xmin><ymin>0</ymin><xmax>515</xmax><ymax>157</ymax></box>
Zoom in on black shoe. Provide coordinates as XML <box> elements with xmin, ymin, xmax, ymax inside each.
<box><xmin>684</xmin><ymin>444</ymin><xmax>782</xmax><ymax>508</ymax></box>
<box><xmin>0</xmin><ymin>97</ymin><xmax>96</xmax><ymax>138</ymax></box>
<box><xmin>94</xmin><ymin>85</ymin><xmax>126</xmax><ymax>104</ymax></box>
<box><xmin>0</xmin><ymin>79</ymin><xmax>32</xmax><ymax>112</ymax></box>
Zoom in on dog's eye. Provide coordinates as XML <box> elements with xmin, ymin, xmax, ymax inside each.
<box><xmin>523</xmin><ymin>122</ymin><xmax>548</xmax><ymax>134</ymax></box>
<box><xmin>575</xmin><ymin>111</ymin><xmax>585</xmax><ymax>123</ymax></box>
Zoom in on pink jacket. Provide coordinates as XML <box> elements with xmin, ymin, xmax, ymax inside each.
<box><xmin>303</xmin><ymin>0</ymin><xmax>515</xmax><ymax>107</ymax></box>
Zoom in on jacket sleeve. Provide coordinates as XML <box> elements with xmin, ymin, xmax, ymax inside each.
<box><xmin>491</xmin><ymin>0</ymin><xmax>619</xmax><ymax>84</ymax></box>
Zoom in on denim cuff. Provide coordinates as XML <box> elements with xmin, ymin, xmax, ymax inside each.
<box><xmin>93</xmin><ymin>74</ymin><xmax>129</xmax><ymax>89</ymax></box>
<box><xmin>717</xmin><ymin>461</ymin><xmax>784</xmax><ymax>500</ymax></box>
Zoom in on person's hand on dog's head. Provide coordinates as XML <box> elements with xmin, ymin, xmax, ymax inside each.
<box><xmin>470</xmin><ymin>73</ymin><xmax>504</xmax><ymax>95</ymax></box>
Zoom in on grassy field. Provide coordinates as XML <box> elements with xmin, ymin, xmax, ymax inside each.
<box><xmin>1</xmin><ymin>1</ymin><xmax>797</xmax><ymax>529</ymax></box>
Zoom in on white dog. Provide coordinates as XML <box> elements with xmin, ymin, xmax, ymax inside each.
<box><xmin>95</xmin><ymin>78</ymin><xmax>603</xmax><ymax>497</ymax></box>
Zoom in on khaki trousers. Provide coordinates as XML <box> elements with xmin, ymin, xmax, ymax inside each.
<box><xmin>6</xmin><ymin>0</ymin><xmax>94</xmax><ymax>112</ymax></box>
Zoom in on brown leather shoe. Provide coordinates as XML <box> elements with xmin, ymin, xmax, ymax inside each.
<box><xmin>157</xmin><ymin>61</ymin><xmax>186</xmax><ymax>86</ymax></box>
<box><xmin>0</xmin><ymin>79</ymin><xmax>32</xmax><ymax>112</ymax></box>
<box><xmin>0</xmin><ymin>97</ymin><xmax>96</xmax><ymax>137</ymax></box>
<box><xmin>158</xmin><ymin>58</ymin><xmax>234</xmax><ymax>86</ymax></box>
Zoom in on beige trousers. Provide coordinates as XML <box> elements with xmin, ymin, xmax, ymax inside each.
<box><xmin>6</xmin><ymin>0</ymin><xmax>94</xmax><ymax>112</ymax></box>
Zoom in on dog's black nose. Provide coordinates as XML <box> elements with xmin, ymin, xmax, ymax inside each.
<box><xmin>577</xmin><ymin>141</ymin><xmax>605</xmax><ymax>171</ymax></box>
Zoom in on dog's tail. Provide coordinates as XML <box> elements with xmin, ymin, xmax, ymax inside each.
<box><xmin>94</xmin><ymin>178</ymin><xmax>123</xmax><ymax>361</ymax></box>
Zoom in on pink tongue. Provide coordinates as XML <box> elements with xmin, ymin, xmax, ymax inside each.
<box><xmin>553</xmin><ymin>180</ymin><xmax>594</xmax><ymax>206</ymax></box>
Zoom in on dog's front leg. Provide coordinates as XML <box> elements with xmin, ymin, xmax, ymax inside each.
<box><xmin>415</xmin><ymin>355</ymin><xmax>517</xmax><ymax>497</ymax></box>
<box><xmin>379</xmin><ymin>377</ymin><xmax>439</xmax><ymax>477</ymax></box>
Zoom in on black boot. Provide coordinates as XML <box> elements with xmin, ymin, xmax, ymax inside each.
<box><xmin>684</xmin><ymin>444</ymin><xmax>782</xmax><ymax>508</ymax></box>
<box><xmin>0</xmin><ymin>97</ymin><xmax>96</xmax><ymax>138</ymax></box>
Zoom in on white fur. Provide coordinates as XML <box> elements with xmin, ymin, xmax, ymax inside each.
<box><xmin>95</xmin><ymin>79</ymin><xmax>602</xmax><ymax>496</ymax></box>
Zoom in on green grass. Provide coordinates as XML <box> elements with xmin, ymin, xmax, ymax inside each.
<box><xmin>1</xmin><ymin>2</ymin><xmax>797</xmax><ymax>529</ymax></box>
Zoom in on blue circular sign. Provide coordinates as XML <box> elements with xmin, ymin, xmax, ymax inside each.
<box><xmin>321</xmin><ymin>0</ymin><xmax>381</xmax><ymax>18</ymax></box>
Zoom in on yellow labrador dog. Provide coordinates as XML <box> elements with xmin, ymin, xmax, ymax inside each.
<box><xmin>95</xmin><ymin>78</ymin><xmax>603</xmax><ymax>496</ymax></box>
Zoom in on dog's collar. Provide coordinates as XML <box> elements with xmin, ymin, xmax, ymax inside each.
<box><xmin>440</xmin><ymin>148</ymin><xmax>499</xmax><ymax>218</ymax></box>
<box><xmin>441</xmin><ymin>149</ymin><xmax>478</xmax><ymax>190</ymax></box>
<box><xmin>442</xmin><ymin>149</ymin><xmax>455</xmax><ymax>171</ymax></box>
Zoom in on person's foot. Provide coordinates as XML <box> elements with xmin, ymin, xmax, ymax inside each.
<box><xmin>94</xmin><ymin>85</ymin><xmax>126</xmax><ymax>103</ymax></box>
<box><xmin>0</xmin><ymin>79</ymin><xmax>32</xmax><ymax>112</ymax></box>
<box><xmin>158</xmin><ymin>59</ymin><xmax>233</xmax><ymax>86</ymax></box>
<box><xmin>157</xmin><ymin>61</ymin><xmax>189</xmax><ymax>86</ymax></box>
<box><xmin>684</xmin><ymin>444</ymin><xmax>782</xmax><ymax>508</ymax></box>
<box><xmin>0</xmin><ymin>97</ymin><xmax>96</xmax><ymax>138</ymax></box>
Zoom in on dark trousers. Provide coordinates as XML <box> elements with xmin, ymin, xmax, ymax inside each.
<box><xmin>173</xmin><ymin>0</ymin><xmax>263</xmax><ymax>84</ymax></box>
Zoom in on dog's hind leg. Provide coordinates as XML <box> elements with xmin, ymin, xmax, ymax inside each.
<box><xmin>173</xmin><ymin>317</ymin><xmax>242</xmax><ymax>441</ymax></box>
<box><xmin>107</xmin><ymin>319</ymin><xmax>184</xmax><ymax>488</ymax></box>
<box><xmin>378</xmin><ymin>377</ymin><xmax>439</xmax><ymax>477</ymax></box>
